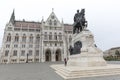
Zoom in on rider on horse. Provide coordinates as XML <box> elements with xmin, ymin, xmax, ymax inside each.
<box><xmin>73</xmin><ymin>9</ymin><xmax>87</xmax><ymax>34</ymax></box>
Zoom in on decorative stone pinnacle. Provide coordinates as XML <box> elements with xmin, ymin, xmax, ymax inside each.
<box><xmin>52</xmin><ymin>8</ymin><xmax>54</xmax><ymax>12</ymax></box>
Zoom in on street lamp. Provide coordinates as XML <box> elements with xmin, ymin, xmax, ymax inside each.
<box><xmin>26</xmin><ymin>53</ymin><xmax>28</xmax><ymax>63</ymax></box>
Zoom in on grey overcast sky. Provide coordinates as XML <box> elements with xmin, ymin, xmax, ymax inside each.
<box><xmin>0</xmin><ymin>0</ymin><xmax>120</xmax><ymax>51</ymax></box>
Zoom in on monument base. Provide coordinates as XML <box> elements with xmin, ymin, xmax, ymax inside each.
<box><xmin>51</xmin><ymin>29</ymin><xmax>114</xmax><ymax>79</ymax></box>
<box><xmin>67</xmin><ymin>53</ymin><xmax>106</xmax><ymax>67</ymax></box>
<box><xmin>67</xmin><ymin>29</ymin><xmax>106</xmax><ymax>67</ymax></box>
<box><xmin>51</xmin><ymin>64</ymin><xmax>120</xmax><ymax>79</ymax></box>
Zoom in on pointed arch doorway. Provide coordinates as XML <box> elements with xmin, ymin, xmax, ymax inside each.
<box><xmin>45</xmin><ymin>49</ymin><xmax>51</xmax><ymax>61</ymax></box>
<box><xmin>55</xmin><ymin>49</ymin><xmax>61</xmax><ymax>61</ymax></box>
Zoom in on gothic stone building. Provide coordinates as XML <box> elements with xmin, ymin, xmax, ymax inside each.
<box><xmin>0</xmin><ymin>10</ymin><xmax>73</xmax><ymax>64</ymax></box>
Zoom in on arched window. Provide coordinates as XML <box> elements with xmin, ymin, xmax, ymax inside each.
<box><xmin>21</xmin><ymin>50</ymin><xmax>25</xmax><ymax>56</ymax></box>
<box><xmin>13</xmin><ymin>50</ymin><xmax>17</xmax><ymax>56</ymax></box>
<box><xmin>35</xmin><ymin>50</ymin><xmax>39</xmax><ymax>56</ymax></box>
<box><xmin>59</xmin><ymin>33</ymin><xmax>62</xmax><ymax>40</ymax></box>
<box><xmin>28</xmin><ymin>50</ymin><xmax>32</xmax><ymax>56</ymax></box>
<box><xmin>15</xmin><ymin>34</ymin><xmax>19</xmax><ymax>42</ymax></box>
<box><xmin>44</xmin><ymin>32</ymin><xmax>47</xmax><ymax>40</ymax></box>
<box><xmin>22</xmin><ymin>34</ymin><xmax>26</xmax><ymax>43</ymax></box>
<box><xmin>36</xmin><ymin>34</ymin><xmax>40</xmax><ymax>43</ymax></box>
<box><xmin>54</xmin><ymin>32</ymin><xmax>57</xmax><ymax>40</ymax></box>
<box><xmin>29</xmin><ymin>34</ymin><xmax>33</xmax><ymax>43</ymax></box>
<box><xmin>54</xmin><ymin>20</ymin><xmax>57</xmax><ymax>25</ymax></box>
<box><xmin>5</xmin><ymin>50</ymin><xmax>9</xmax><ymax>56</ymax></box>
<box><xmin>49</xmin><ymin>20</ymin><xmax>52</xmax><ymax>25</ymax></box>
<box><xmin>6</xmin><ymin>33</ymin><xmax>11</xmax><ymax>42</ymax></box>
<box><xmin>49</xmin><ymin>32</ymin><xmax>52</xmax><ymax>40</ymax></box>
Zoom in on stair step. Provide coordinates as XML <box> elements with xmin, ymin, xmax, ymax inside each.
<box><xmin>51</xmin><ymin>64</ymin><xmax>120</xmax><ymax>79</ymax></box>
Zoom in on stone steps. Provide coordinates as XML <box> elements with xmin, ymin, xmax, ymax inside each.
<box><xmin>51</xmin><ymin>65</ymin><xmax>120</xmax><ymax>79</ymax></box>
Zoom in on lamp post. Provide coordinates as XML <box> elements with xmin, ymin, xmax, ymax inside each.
<box><xmin>26</xmin><ymin>53</ymin><xmax>28</xmax><ymax>63</ymax></box>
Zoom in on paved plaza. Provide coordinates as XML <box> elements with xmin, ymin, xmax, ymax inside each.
<box><xmin>0</xmin><ymin>61</ymin><xmax>120</xmax><ymax>80</ymax></box>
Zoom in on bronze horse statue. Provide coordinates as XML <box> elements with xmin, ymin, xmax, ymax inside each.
<box><xmin>73</xmin><ymin>9</ymin><xmax>87</xmax><ymax>34</ymax></box>
<box><xmin>69</xmin><ymin>9</ymin><xmax>88</xmax><ymax>55</ymax></box>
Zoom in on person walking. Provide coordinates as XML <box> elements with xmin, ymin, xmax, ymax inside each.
<box><xmin>64</xmin><ymin>58</ymin><xmax>67</xmax><ymax>66</ymax></box>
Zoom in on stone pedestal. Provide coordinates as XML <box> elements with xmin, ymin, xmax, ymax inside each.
<box><xmin>51</xmin><ymin>64</ymin><xmax>120</xmax><ymax>79</ymax></box>
<box><xmin>67</xmin><ymin>29</ymin><xmax>107</xmax><ymax>67</ymax></box>
<box><xmin>51</xmin><ymin>29</ymin><xmax>120</xmax><ymax>79</ymax></box>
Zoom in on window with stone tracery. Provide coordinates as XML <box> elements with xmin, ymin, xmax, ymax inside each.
<box><xmin>14</xmin><ymin>44</ymin><xmax>18</xmax><ymax>48</ymax></box>
<box><xmin>21</xmin><ymin>50</ymin><xmax>25</xmax><ymax>56</ymax></box>
<box><xmin>13</xmin><ymin>50</ymin><xmax>17</xmax><ymax>56</ymax></box>
<box><xmin>59</xmin><ymin>33</ymin><xmax>62</xmax><ymax>40</ymax></box>
<box><xmin>49</xmin><ymin>20</ymin><xmax>52</xmax><ymax>25</ymax></box>
<box><xmin>54</xmin><ymin>20</ymin><xmax>57</xmax><ymax>25</ymax></box>
<box><xmin>22</xmin><ymin>44</ymin><xmax>25</xmax><ymax>48</ymax></box>
<box><xmin>14</xmin><ymin>34</ymin><xmax>19</xmax><ymax>42</ymax></box>
<box><xmin>35</xmin><ymin>50</ymin><xmax>39</xmax><ymax>56</ymax></box>
<box><xmin>44</xmin><ymin>32</ymin><xmax>48</xmax><ymax>40</ymax></box>
<box><xmin>22</xmin><ymin>34</ymin><xmax>26</xmax><ymax>43</ymax></box>
<box><xmin>28</xmin><ymin>50</ymin><xmax>32</xmax><ymax>56</ymax></box>
<box><xmin>36</xmin><ymin>34</ymin><xmax>40</xmax><ymax>43</ymax></box>
<box><xmin>54</xmin><ymin>32</ymin><xmax>57</xmax><ymax>40</ymax></box>
<box><xmin>6</xmin><ymin>44</ymin><xmax>10</xmax><ymax>48</ymax></box>
<box><xmin>5</xmin><ymin>50</ymin><xmax>9</xmax><ymax>56</ymax></box>
<box><xmin>6</xmin><ymin>33</ymin><xmax>11</xmax><ymax>42</ymax></box>
<box><xmin>29</xmin><ymin>34</ymin><xmax>33</xmax><ymax>43</ymax></box>
<box><xmin>49</xmin><ymin>32</ymin><xmax>52</xmax><ymax>40</ymax></box>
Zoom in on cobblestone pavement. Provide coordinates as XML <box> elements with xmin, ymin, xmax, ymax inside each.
<box><xmin>0</xmin><ymin>61</ymin><xmax>120</xmax><ymax>80</ymax></box>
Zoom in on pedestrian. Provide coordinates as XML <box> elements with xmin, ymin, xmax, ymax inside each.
<box><xmin>64</xmin><ymin>58</ymin><xmax>67</xmax><ymax>66</ymax></box>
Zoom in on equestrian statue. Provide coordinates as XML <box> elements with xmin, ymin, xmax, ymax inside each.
<box><xmin>73</xmin><ymin>9</ymin><xmax>87</xmax><ymax>34</ymax></box>
<box><xmin>69</xmin><ymin>9</ymin><xmax>87</xmax><ymax>55</ymax></box>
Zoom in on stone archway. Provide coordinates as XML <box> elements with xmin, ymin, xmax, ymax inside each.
<box><xmin>45</xmin><ymin>49</ymin><xmax>51</xmax><ymax>61</ymax></box>
<box><xmin>55</xmin><ymin>49</ymin><xmax>61</xmax><ymax>61</ymax></box>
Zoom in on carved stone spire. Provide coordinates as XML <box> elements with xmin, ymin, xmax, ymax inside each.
<box><xmin>52</xmin><ymin>8</ymin><xmax>54</xmax><ymax>12</ymax></box>
<box><xmin>9</xmin><ymin>9</ymin><xmax>15</xmax><ymax>24</ymax></box>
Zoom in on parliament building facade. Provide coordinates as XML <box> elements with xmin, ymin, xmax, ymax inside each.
<box><xmin>0</xmin><ymin>10</ymin><xmax>73</xmax><ymax>64</ymax></box>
